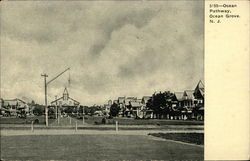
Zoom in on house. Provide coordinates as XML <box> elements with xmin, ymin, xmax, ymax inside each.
<box><xmin>118</xmin><ymin>97</ymin><xmax>125</xmax><ymax>104</ymax></box>
<box><xmin>183</xmin><ymin>90</ymin><xmax>195</xmax><ymax>108</ymax></box>
<box><xmin>0</xmin><ymin>98</ymin><xmax>29</xmax><ymax>116</ymax></box>
<box><xmin>117</xmin><ymin>97</ymin><xmax>126</xmax><ymax>113</ymax></box>
<box><xmin>108</xmin><ymin>100</ymin><xmax>112</xmax><ymax>105</ymax></box>
<box><xmin>141</xmin><ymin>96</ymin><xmax>151</xmax><ymax>105</ymax></box>
<box><xmin>0</xmin><ymin>98</ymin><xmax>3</xmax><ymax>108</ymax></box>
<box><xmin>172</xmin><ymin>92</ymin><xmax>184</xmax><ymax>107</ymax></box>
<box><xmin>194</xmin><ymin>80</ymin><xmax>205</xmax><ymax>107</ymax></box>
<box><xmin>172</xmin><ymin>92</ymin><xmax>191</xmax><ymax>120</ymax></box>
<box><xmin>193</xmin><ymin>80</ymin><xmax>205</xmax><ymax>120</ymax></box>
<box><xmin>140</xmin><ymin>96</ymin><xmax>153</xmax><ymax>118</ymax></box>
<box><xmin>104</xmin><ymin>104</ymin><xmax>111</xmax><ymax>114</ymax></box>
<box><xmin>175</xmin><ymin>80</ymin><xmax>205</xmax><ymax>120</ymax></box>
<box><xmin>103</xmin><ymin>100</ymin><xmax>112</xmax><ymax>116</ymax></box>
<box><xmin>113</xmin><ymin>100</ymin><xmax>118</xmax><ymax>104</ymax></box>
<box><xmin>130</xmin><ymin>101</ymin><xmax>142</xmax><ymax>118</ymax></box>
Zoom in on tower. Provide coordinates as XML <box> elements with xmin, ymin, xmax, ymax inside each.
<box><xmin>63</xmin><ymin>87</ymin><xmax>69</xmax><ymax>100</ymax></box>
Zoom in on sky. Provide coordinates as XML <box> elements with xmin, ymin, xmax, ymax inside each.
<box><xmin>1</xmin><ymin>1</ymin><xmax>204</xmax><ymax>106</ymax></box>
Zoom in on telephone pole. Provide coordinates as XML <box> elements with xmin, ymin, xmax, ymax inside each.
<box><xmin>41</xmin><ymin>68</ymin><xmax>70</xmax><ymax>127</ymax></box>
<box><xmin>41</xmin><ymin>74</ymin><xmax>48</xmax><ymax>127</ymax></box>
<box><xmin>55</xmin><ymin>95</ymin><xmax>58</xmax><ymax>119</ymax></box>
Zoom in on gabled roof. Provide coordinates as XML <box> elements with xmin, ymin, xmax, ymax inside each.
<box><xmin>118</xmin><ymin>97</ymin><xmax>125</xmax><ymax>103</ymax></box>
<box><xmin>51</xmin><ymin>96</ymin><xmax>80</xmax><ymax>105</ymax></box>
<box><xmin>68</xmin><ymin>97</ymin><xmax>80</xmax><ymax>105</ymax></box>
<box><xmin>183</xmin><ymin>90</ymin><xmax>195</xmax><ymax>100</ymax></box>
<box><xmin>2</xmin><ymin>98</ymin><xmax>26</xmax><ymax>106</ymax></box>
<box><xmin>51</xmin><ymin>97</ymin><xmax>63</xmax><ymax>104</ymax></box>
<box><xmin>51</xmin><ymin>87</ymin><xmax>80</xmax><ymax>105</ymax></box>
<box><xmin>174</xmin><ymin>92</ymin><xmax>184</xmax><ymax>101</ymax></box>
<box><xmin>194</xmin><ymin>80</ymin><xmax>205</xmax><ymax>97</ymax></box>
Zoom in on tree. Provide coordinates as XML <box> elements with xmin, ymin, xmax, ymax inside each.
<box><xmin>33</xmin><ymin>104</ymin><xmax>44</xmax><ymax>116</ymax></box>
<box><xmin>110</xmin><ymin>103</ymin><xmax>120</xmax><ymax>117</ymax></box>
<box><xmin>48</xmin><ymin>108</ymin><xmax>55</xmax><ymax>116</ymax></box>
<box><xmin>147</xmin><ymin>91</ymin><xmax>175</xmax><ymax>119</ymax></box>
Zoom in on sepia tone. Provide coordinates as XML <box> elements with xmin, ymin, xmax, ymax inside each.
<box><xmin>0</xmin><ymin>1</ymin><xmax>205</xmax><ymax>160</ymax></box>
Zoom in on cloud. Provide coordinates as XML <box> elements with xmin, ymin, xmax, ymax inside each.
<box><xmin>1</xmin><ymin>1</ymin><xmax>204</xmax><ymax>105</ymax></box>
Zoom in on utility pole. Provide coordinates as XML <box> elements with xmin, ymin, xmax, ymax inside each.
<box><xmin>41</xmin><ymin>68</ymin><xmax>70</xmax><ymax>127</ymax></box>
<box><xmin>55</xmin><ymin>95</ymin><xmax>58</xmax><ymax>119</ymax></box>
<box><xmin>41</xmin><ymin>74</ymin><xmax>48</xmax><ymax>127</ymax></box>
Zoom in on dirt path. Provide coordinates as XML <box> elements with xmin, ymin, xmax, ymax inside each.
<box><xmin>1</xmin><ymin>129</ymin><xmax>204</xmax><ymax>136</ymax></box>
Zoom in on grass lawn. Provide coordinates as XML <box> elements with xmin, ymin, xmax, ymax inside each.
<box><xmin>1</xmin><ymin>134</ymin><xmax>203</xmax><ymax>160</ymax></box>
<box><xmin>82</xmin><ymin>116</ymin><xmax>204</xmax><ymax>125</ymax></box>
<box><xmin>148</xmin><ymin>133</ymin><xmax>204</xmax><ymax>145</ymax></box>
<box><xmin>0</xmin><ymin>116</ymin><xmax>55</xmax><ymax>125</ymax></box>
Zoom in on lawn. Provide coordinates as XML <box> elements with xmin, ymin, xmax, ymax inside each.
<box><xmin>82</xmin><ymin>116</ymin><xmax>204</xmax><ymax>125</ymax></box>
<box><xmin>148</xmin><ymin>132</ymin><xmax>204</xmax><ymax>145</ymax></box>
<box><xmin>1</xmin><ymin>134</ymin><xmax>203</xmax><ymax>160</ymax></box>
<box><xmin>0</xmin><ymin>116</ymin><xmax>55</xmax><ymax>125</ymax></box>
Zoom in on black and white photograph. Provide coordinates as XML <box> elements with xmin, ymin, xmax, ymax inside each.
<box><xmin>1</xmin><ymin>0</ymin><xmax>205</xmax><ymax>160</ymax></box>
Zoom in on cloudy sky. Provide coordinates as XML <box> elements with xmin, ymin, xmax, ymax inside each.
<box><xmin>1</xmin><ymin>1</ymin><xmax>204</xmax><ymax>106</ymax></box>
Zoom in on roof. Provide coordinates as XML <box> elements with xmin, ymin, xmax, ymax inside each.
<box><xmin>142</xmin><ymin>96</ymin><xmax>151</xmax><ymax>104</ymax></box>
<box><xmin>51</xmin><ymin>97</ymin><xmax>63</xmax><ymax>104</ymax></box>
<box><xmin>130</xmin><ymin>102</ymin><xmax>141</xmax><ymax>107</ymax></box>
<box><xmin>124</xmin><ymin>97</ymin><xmax>136</xmax><ymax>105</ymax></box>
<box><xmin>136</xmin><ymin>99</ymin><xmax>142</xmax><ymax>103</ymax></box>
<box><xmin>184</xmin><ymin>90</ymin><xmax>195</xmax><ymax>100</ymax></box>
<box><xmin>2</xmin><ymin>99</ymin><xmax>26</xmax><ymax>107</ymax></box>
<box><xmin>51</xmin><ymin>87</ymin><xmax>80</xmax><ymax>105</ymax></box>
<box><xmin>199</xmin><ymin>107</ymin><xmax>204</xmax><ymax>110</ymax></box>
<box><xmin>194</xmin><ymin>80</ymin><xmax>205</xmax><ymax>98</ymax></box>
<box><xmin>125</xmin><ymin>102</ymin><xmax>130</xmax><ymax>106</ymax></box>
<box><xmin>118</xmin><ymin>97</ymin><xmax>125</xmax><ymax>103</ymax></box>
<box><xmin>68</xmin><ymin>97</ymin><xmax>80</xmax><ymax>104</ymax></box>
<box><xmin>174</xmin><ymin>92</ymin><xmax>184</xmax><ymax>101</ymax></box>
<box><xmin>51</xmin><ymin>96</ymin><xmax>80</xmax><ymax>105</ymax></box>
<box><xmin>126</xmin><ymin>97</ymin><xmax>137</xmax><ymax>100</ymax></box>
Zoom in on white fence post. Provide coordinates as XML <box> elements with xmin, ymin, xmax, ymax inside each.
<box><xmin>75</xmin><ymin>121</ymin><xmax>78</xmax><ymax>131</ymax></box>
<box><xmin>69</xmin><ymin>117</ymin><xmax>71</xmax><ymax>125</ymax></box>
<box><xmin>115</xmin><ymin>121</ymin><xmax>118</xmax><ymax>132</ymax></box>
<box><xmin>58</xmin><ymin>115</ymin><xmax>60</xmax><ymax>124</ymax></box>
<box><xmin>31</xmin><ymin>121</ymin><xmax>34</xmax><ymax>132</ymax></box>
<box><xmin>83</xmin><ymin>116</ymin><xmax>85</xmax><ymax>124</ymax></box>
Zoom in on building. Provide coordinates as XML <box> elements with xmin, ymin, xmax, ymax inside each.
<box><xmin>172</xmin><ymin>80</ymin><xmax>205</xmax><ymax>120</ymax></box>
<box><xmin>194</xmin><ymin>80</ymin><xmax>205</xmax><ymax>107</ymax></box>
<box><xmin>141</xmin><ymin>96</ymin><xmax>151</xmax><ymax>105</ymax></box>
<box><xmin>193</xmin><ymin>80</ymin><xmax>205</xmax><ymax>120</ymax></box>
<box><xmin>0</xmin><ymin>98</ymin><xmax>29</xmax><ymax>116</ymax></box>
<box><xmin>51</xmin><ymin>87</ymin><xmax>80</xmax><ymax>107</ymax></box>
